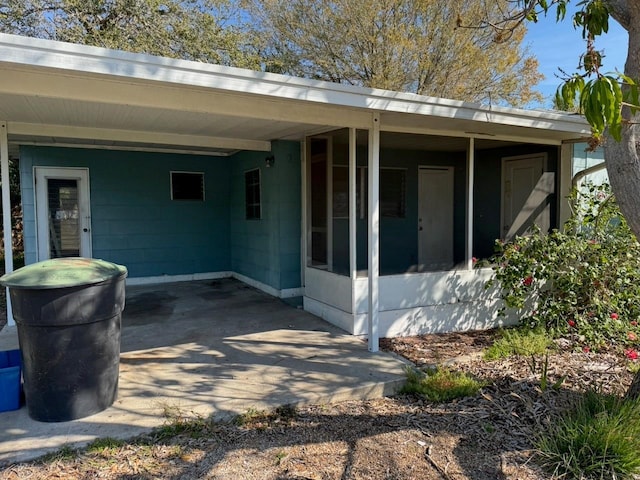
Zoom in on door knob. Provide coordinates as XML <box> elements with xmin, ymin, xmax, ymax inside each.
<box><xmin>83</xmin><ymin>228</ymin><xmax>89</xmax><ymax>232</ymax></box>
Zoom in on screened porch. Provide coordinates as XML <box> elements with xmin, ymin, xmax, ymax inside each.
<box><xmin>302</xmin><ymin>128</ymin><xmax>571</xmax><ymax>347</ymax></box>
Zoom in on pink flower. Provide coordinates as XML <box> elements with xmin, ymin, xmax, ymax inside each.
<box><xmin>583</xmin><ymin>346</ymin><xmax>591</xmax><ymax>353</ymax></box>
<box><xmin>629</xmin><ymin>332</ymin><xmax>637</xmax><ymax>342</ymax></box>
<box><xmin>631</xmin><ymin>321</ymin><xmax>638</xmax><ymax>327</ymax></box>
<box><xmin>568</xmin><ymin>319</ymin><xmax>576</xmax><ymax>327</ymax></box>
<box><xmin>523</xmin><ymin>276</ymin><xmax>533</xmax><ymax>287</ymax></box>
<box><xmin>611</xmin><ymin>313</ymin><xmax>619</xmax><ymax>320</ymax></box>
<box><xmin>472</xmin><ymin>257</ymin><xmax>478</xmax><ymax>264</ymax></box>
<box><xmin>626</xmin><ymin>349</ymin><xmax>639</xmax><ymax>361</ymax></box>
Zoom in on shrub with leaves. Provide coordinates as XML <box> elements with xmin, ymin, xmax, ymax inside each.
<box><xmin>483</xmin><ymin>327</ymin><xmax>554</xmax><ymax>361</ymax></box>
<box><xmin>488</xmin><ymin>184</ymin><xmax>640</xmax><ymax>351</ymax></box>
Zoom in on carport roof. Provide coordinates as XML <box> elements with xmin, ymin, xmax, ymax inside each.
<box><xmin>0</xmin><ymin>33</ymin><xmax>591</xmax><ymax>156</ymax></box>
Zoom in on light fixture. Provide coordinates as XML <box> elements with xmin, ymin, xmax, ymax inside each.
<box><xmin>265</xmin><ymin>155</ymin><xmax>275</xmax><ymax>168</ymax></box>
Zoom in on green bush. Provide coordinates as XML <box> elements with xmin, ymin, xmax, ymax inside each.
<box><xmin>401</xmin><ymin>366</ymin><xmax>484</xmax><ymax>402</ymax></box>
<box><xmin>484</xmin><ymin>327</ymin><xmax>554</xmax><ymax>360</ymax></box>
<box><xmin>488</xmin><ymin>184</ymin><xmax>640</xmax><ymax>352</ymax></box>
<box><xmin>537</xmin><ymin>392</ymin><xmax>640</xmax><ymax>479</ymax></box>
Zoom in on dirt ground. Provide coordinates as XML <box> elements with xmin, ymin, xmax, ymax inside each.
<box><xmin>0</xmin><ymin>330</ymin><xmax>634</xmax><ymax>480</ymax></box>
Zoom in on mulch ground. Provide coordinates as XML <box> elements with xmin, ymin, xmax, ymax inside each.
<box><xmin>0</xmin><ymin>329</ymin><xmax>635</xmax><ymax>480</ymax></box>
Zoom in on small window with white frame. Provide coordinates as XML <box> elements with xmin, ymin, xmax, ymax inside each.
<box><xmin>171</xmin><ymin>171</ymin><xmax>204</xmax><ymax>201</ymax></box>
<box><xmin>245</xmin><ymin>168</ymin><xmax>261</xmax><ymax>220</ymax></box>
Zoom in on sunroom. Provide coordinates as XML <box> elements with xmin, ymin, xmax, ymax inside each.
<box><xmin>302</xmin><ymin>124</ymin><xmax>580</xmax><ymax>350</ymax></box>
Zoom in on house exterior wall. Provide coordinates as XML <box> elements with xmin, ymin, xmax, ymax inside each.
<box><xmin>331</xmin><ymin>146</ymin><xmax>467</xmax><ymax>274</ymax></box>
<box><xmin>19</xmin><ymin>142</ymin><xmax>303</xmax><ymax>293</ymax></box>
<box><xmin>229</xmin><ymin>141</ymin><xmax>302</xmax><ymax>292</ymax></box>
<box><xmin>573</xmin><ymin>143</ymin><xmax>608</xmax><ymax>184</ymax></box>
<box><xmin>20</xmin><ymin>146</ymin><xmax>232</xmax><ymax>277</ymax></box>
<box><xmin>473</xmin><ymin>145</ymin><xmax>559</xmax><ymax>259</ymax></box>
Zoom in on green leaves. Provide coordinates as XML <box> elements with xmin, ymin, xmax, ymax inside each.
<box><xmin>555</xmin><ymin>74</ymin><xmax>584</xmax><ymax>111</ymax></box>
<box><xmin>557</xmin><ymin>72</ymin><xmax>640</xmax><ymax>142</ymax></box>
<box><xmin>621</xmin><ymin>74</ymin><xmax>640</xmax><ymax>116</ymax></box>
<box><xmin>581</xmin><ymin>75</ymin><xmax>623</xmax><ymax>140</ymax></box>
<box><xmin>555</xmin><ymin>0</ymin><xmax>567</xmax><ymax>21</ymax></box>
<box><xmin>574</xmin><ymin>0</ymin><xmax>609</xmax><ymax>38</ymax></box>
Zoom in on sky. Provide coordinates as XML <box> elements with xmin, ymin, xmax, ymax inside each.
<box><xmin>523</xmin><ymin>11</ymin><xmax>628</xmax><ymax>107</ymax></box>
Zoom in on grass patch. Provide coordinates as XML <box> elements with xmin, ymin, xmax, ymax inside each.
<box><xmin>39</xmin><ymin>444</ymin><xmax>77</xmax><ymax>463</ymax></box>
<box><xmin>152</xmin><ymin>404</ymin><xmax>214</xmax><ymax>440</ymax></box>
<box><xmin>537</xmin><ymin>391</ymin><xmax>640</xmax><ymax>479</ymax></box>
<box><xmin>400</xmin><ymin>366</ymin><xmax>484</xmax><ymax>402</ymax></box>
<box><xmin>483</xmin><ymin>327</ymin><xmax>553</xmax><ymax>361</ymax></box>
<box><xmin>86</xmin><ymin>437</ymin><xmax>126</xmax><ymax>453</ymax></box>
<box><xmin>234</xmin><ymin>405</ymin><xmax>298</xmax><ymax>429</ymax></box>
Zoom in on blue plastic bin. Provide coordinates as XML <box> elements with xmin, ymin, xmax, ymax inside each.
<box><xmin>0</xmin><ymin>349</ymin><xmax>22</xmax><ymax>412</ymax></box>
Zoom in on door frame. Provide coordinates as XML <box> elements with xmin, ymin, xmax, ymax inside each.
<box><xmin>417</xmin><ymin>166</ymin><xmax>454</xmax><ymax>271</ymax></box>
<box><xmin>500</xmin><ymin>153</ymin><xmax>548</xmax><ymax>239</ymax></box>
<box><xmin>34</xmin><ymin>167</ymin><xmax>92</xmax><ymax>261</ymax></box>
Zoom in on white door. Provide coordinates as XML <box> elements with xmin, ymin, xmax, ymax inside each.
<box><xmin>418</xmin><ymin>167</ymin><xmax>454</xmax><ymax>271</ymax></box>
<box><xmin>501</xmin><ymin>154</ymin><xmax>547</xmax><ymax>239</ymax></box>
<box><xmin>35</xmin><ymin>167</ymin><xmax>92</xmax><ymax>260</ymax></box>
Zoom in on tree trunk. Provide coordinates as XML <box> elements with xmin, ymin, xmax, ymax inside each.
<box><xmin>626</xmin><ymin>371</ymin><xmax>640</xmax><ymax>400</ymax></box>
<box><xmin>604</xmin><ymin>0</ymin><xmax>640</xmax><ymax>399</ymax></box>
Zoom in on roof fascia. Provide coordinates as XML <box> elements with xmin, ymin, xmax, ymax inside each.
<box><xmin>0</xmin><ymin>33</ymin><xmax>590</xmax><ymax>137</ymax></box>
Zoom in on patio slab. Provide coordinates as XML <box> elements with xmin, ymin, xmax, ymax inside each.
<box><xmin>0</xmin><ymin>279</ymin><xmax>407</xmax><ymax>466</ymax></box>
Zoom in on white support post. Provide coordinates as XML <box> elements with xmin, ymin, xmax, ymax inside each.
<box><xmin>349</xmin><ymin>128</ymin><xmax>357</xmax><ymax>280</ymax></box>
<box><xmin>466</xmin><ymin>137</ymin><xmax>475</xmax><ymax>270</ymax></box>
<box><xmin>300</xmin><ymin>139</ymin><xmax>308</xmax><ymax>286</ymax></box>
<box><xmin>0</xmin><ymin>122</ymin><xmax>13</xmax><ymax>326</ymax></box>
<box><xmin>368</xmin><ymin>114</ymin><xmax>380</xmax><ymax>352</ymax></box>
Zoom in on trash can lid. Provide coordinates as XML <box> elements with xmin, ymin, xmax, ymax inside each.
<box><xmin>0</xmin><ymin>257</ymin><xmax>127</xmax><ymax>289</ymax></box>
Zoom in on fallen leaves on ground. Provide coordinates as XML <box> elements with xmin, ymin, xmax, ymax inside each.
<box><xmin>1</xmin><ymin>330</ymin><xmax>634</xmax><ymax>480</ymax></box>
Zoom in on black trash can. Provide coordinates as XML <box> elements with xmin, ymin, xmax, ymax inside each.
<box><xmin>0</xmin><ymin>258</ymin><xmax>127</xmax><ymax>422</ymax></box>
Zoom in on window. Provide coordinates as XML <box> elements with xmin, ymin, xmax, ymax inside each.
<box><xmin>332</xmin><ymin>167</ymin><xmax>406</xmax><ymax>219</ymax></box>
<box><xmin>332</xmin><ymin>166</ymin><xmax>349</xmax><ymax>218</ymax></box>
<box><xmin>381</xmin><ymin>169</ymin><xmax>406</xmax><ymax>218</ymax></box>
<box><xmin>245</xmin><ymin>168</ymin><xmax>261</xmax><ymax>219</ymax></box>
<box><xmin>171</xmin><ymin>171</ymin><xmax>204</xmax><ymax>201</ymax></box>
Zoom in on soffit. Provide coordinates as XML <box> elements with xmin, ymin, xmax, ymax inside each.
<box><xmin>0</xmin><ymin>33</ymin><xmax>591</xmax><ymax>156</ymax></box>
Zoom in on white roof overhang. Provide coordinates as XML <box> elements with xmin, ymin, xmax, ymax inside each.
<box><xmin>0</xmin><ymin>33</ymin><xmax>591</xmax><ymax>156</ymax></box>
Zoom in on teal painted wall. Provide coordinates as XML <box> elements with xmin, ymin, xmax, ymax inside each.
<box><xmin>473</xmin><ymin>145</ymin><xmax>559</xmax><ymax>259</ymax></box>
<box><xmin>20</xmin><ymin>146</ymin><xmax>232</xmax><ymax>278</ymax></box>
<box><xmin>229</xmin><ymin>141</ymin><xmax>301</xmax><ymax>290</ymax></box>
<box><xmin>331</xmin><ymin>146</ymin><xmax>466</xmax><ymax>274</ymax></box>
<box><xmin>21</xmin><ymin>143</ymin><xmax>303</xmax><ymax>290</ymax></box>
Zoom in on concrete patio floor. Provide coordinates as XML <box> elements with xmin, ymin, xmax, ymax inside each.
<box><xmin>0</xmin><ymin>278</ymin><xmax>407</xmax><ymax>466</ymax></box>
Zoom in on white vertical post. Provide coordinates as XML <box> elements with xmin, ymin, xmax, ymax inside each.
<box><xmin>349</xmin><ymin>128</ymin><xmax>357</xmax><ymax>280</ymax></box>
<box><xmin>0</xmin><ymin>122</ymin><xmax>13</xmax><ymax>325</ymax></box>
<box><xmin>466</xmin><ymin>137</ymin><xmax>475</xmax><ymax>270</ymax></box>
<box><xmin>368</xmin><ymin>114</ymin><xmax>380</xmax><ymax>352</ymax></box>
<box><xmin>300</xmin><ymin>139</ymin><xmax>308</xmax><ymax>286</ymax></box>
<box><xmin>326</xmin><ymin>138</ymin><xmax>333</xmax><ymax>271</ymax></box>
